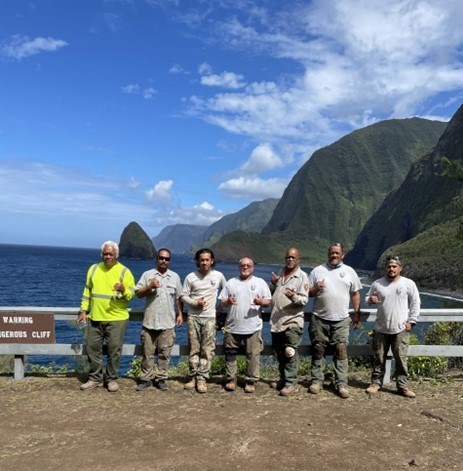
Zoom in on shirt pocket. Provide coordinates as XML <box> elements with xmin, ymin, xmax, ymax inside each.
<box><xmin>166</xmin><ymin>285</ymin><xmax>177</xmax><ymax>297</ymax></box>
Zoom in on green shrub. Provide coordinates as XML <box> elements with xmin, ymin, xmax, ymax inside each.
<box><xmin>298</xmin><ymin>358</ymin><xmax>312</xmax><ymax>377</ymax></box>
<box><xmin>408</xmin><ymin>333</ymin><xmax>449</xmax><ymax>379</ymax></box>
<box><xmin>126</xmin><ymin>356</ymin><xmax>142</xmax><ymax>378</ymax></box>
<box><xmin>348</xmin><ymin>325</ymin><xmax>374</xmax><ymax>370</ymax></box>
<box><xmin>27</xmin><ymin>362</ymin><xmax>70</xmax><ymax>375</ymax></box>
<box><xmin>425</xmin><ymin>322</ymin><xmax>463</xmax><ymax>368</ymax></box>
<box><xmin>0</xmin><ymin>355</ymin><xmax>14</xmax><ymax>374</ymax></box>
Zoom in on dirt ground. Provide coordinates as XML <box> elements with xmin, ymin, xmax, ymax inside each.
<box><xmin>0</xmin><ymin>372</ymin><xmax>462</xmax><ymax>471</ymax></box>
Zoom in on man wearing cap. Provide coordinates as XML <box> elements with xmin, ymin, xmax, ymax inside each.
<box><xmin>135</xmin><ymin>248</ymin><xmax>183</xmax><ymax>392</ymax></box>
<box><xmin>308</xmin><ymin>243</ymin><xmax>362</xmax><ymax>399</ymax></box>
<box><xmin>365</xmin><ymin>255</ymin><xmax>420</xmax><ymax>398</ymax></box>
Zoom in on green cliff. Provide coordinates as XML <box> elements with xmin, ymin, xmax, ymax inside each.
<box><xmin>348</xmin><ymin>104</ymin><xmax>463</xmax><ymax>271</ymax></box>
<box><xmin>213</xmin><ymin>118</ymin><xmax>446</xmax><ymax>265</ymax></box>
<box><xmin>119</xmin><ymin>221</ymin><xmax>156</xmax><ymax>260</ymax></box>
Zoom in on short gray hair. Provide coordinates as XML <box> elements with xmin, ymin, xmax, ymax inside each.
<box><xmin>101</xmin><ymin>240</ymin><xmax>119</xmax><ymax>258</ymax></box>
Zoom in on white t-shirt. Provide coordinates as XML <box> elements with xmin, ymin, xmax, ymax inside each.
<box><xmin>309</xmin><ymin>262</ymin><xmax>362</xmax><ymax>321</ymax></box>
<box><xmin>220</xmin><ymin>276</ymin><xmax>272</xmax><ymax>334</ymax></box>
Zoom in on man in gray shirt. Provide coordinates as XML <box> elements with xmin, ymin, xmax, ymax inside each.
<box><xmin>365</xmin><ymin>255</ymin><xmax>420</xmax><ymax>398</ymax></box>
<box><xmin>270</xmin><ymin>247</ymin><xmax>309</xmax><ymax>396</ymax></box>
<box><xmin>135</xmin><ymin>248</ymin><xmax>183</xmax><ymax>391</ymax></box>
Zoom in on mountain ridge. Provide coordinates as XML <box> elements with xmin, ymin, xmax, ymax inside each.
<box><xmin>347</xmin><ymin>104</ymin><xmax>463</xmax><ymax>270</ymax></box>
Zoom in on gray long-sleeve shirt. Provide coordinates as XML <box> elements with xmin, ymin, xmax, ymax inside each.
<box><xmin>181</xmin><ymin>269</ymin><xmax>226</xmax><ymax>318</ymax></box>
<box><xmin>366</xmin><ymin>276</ymin><xmax>420</xmax><ymax>334</ymax></box>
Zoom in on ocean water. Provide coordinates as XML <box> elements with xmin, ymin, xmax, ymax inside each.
<box><xmin>1</xmin><ymin>244</ymin><xmax>461</xmax><ymax>373</ymax></box>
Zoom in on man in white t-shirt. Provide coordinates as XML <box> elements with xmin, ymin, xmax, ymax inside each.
<box><xmin>365</xmin><ymin>255</ymin><xmax>420</xmax><ymax>398</ymax></box>
<box><xmin>220</xmin><ymin>257</ymin><xmax>271</xmax><ymax>394</ymax></box>
<box><xmin>181</xmin><ymin>248</ymin><xmax>226</xmax><ymax>394</ymax></box>
<box><xmin>308</xmin><ymin>243</ymin><xmax>362</xmax><ymax>399</ymax></box>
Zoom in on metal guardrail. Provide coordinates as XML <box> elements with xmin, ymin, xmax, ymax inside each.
<box><xmin>1</xmin><ymin>307</ymin><xmax>463</xmax><ymax>382</ymax></box>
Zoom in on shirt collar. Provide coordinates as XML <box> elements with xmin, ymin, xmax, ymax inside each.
<box><xmin>327</xmin><ymin>262</ymin><xmax>344</xmax><ymax>269</ymax></box>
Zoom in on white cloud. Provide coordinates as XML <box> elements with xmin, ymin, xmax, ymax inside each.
<box><xmin>154</xmin><ymin>201</ymin><xmax>223</xmax><ymax>227</ymax></box>
<box><xmin>218</xmin><ymin>176</ymin><xmax>288</xmax><ymax>200</ymax></box>
<box><xmin>198</xmin><ymin>62</ymin><xmax>212</xmax><ymax>75</ymax></box>
<box><xmin>186</xmin><ymin>0</ymin><xmax>463</xmax><ymax>148</ymax></box>
<box><xmin>240</xmin><ymin>143</ymin><xmax>284</xmax><ymax>175</ymax></box>
<box><xmin>200</xmin><ymin>71</ymin><xmax>246</xmax><ymax>89</ymax></box>
<box><xmin>122</xmin><ymin>84</ymin><xmax>140</xmax><ymax>94</ymax></box>
<box><xmin>169</xmin><ymin>63</ymin><xmax>189</xmax><ymax>74</ymax></box>
<box><xmin>0</xmin><ymin>160</ymin><xmax>224</xmax><ymax>245</ymax></box>
<box><xmin>0</xmin><ymin>160</ymin><xmax>152</xmax><ymax>224</ymax></box>
<box><xmin>146</xmin><ymin>180</ymin><xmax>173</xmax><ymax>204</ymax></box>
<box><xmin>122</xmin><ymin>83</ymin><xmax>158</xmax><ymax>99</ymax></box>
<box><xmin>143</xmin><ymin>87</ymin><xmax>157</xmax><ymax>99</ymax></box>
<box><xmin>1</xmin><ymin>35</ymin><xmax>68</xmax><ymax>60</ymax></box>
<box><xmin>128</xmin><ymin>177</ymin><xmax>141</xmax><ymax>189</ymax></box>
<box><xmin>104</xmin><ymin>13</ymin><xmax>123</xmax><ymax>32</ymax></box>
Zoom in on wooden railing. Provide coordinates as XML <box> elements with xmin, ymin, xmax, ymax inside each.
<box><xmin>1</xmin><ymin>307</ymin><xmax>462</xmax><ymax>383</ymax></box>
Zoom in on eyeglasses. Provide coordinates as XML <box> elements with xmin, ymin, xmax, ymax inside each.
<box><xmin>285</xmin><ymin>255</ymin><xmax>296</xmax><ymax>260</ymax></box>
<box><xmin>102</xmin><ymin>252</ymin><xmax>115</xmax><ymax>257</ymax></box>
<box><xmin>158</xmin><ymin>256</ymin><xmax>171</xmax><ymax>261</ymax></box>
<box><xmin>240</xmin><ymin>264</ymin><xmax>253</xmax><ymax>268</ymax></box>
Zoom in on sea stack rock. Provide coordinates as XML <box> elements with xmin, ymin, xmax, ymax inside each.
<box><xmin>119</xmin><ymin>221</ymin><xmax>156</xmax><ymax>260</ymax></box>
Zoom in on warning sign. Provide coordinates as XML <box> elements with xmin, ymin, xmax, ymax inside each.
<box><xmin>0</xmin><ymin>313</ymin><xmax>56</xmax><ymax>343</ymax></box>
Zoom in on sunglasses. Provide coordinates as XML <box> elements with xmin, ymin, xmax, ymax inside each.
<box><xmin>386</xmin><ymin>255</ymin><xmax>401</xmax><ymax>262</ymax></box>
<box><xmin>158</xmin><ymin>256</ymin><xmax>171</xmax><ymax>261</ymax></box>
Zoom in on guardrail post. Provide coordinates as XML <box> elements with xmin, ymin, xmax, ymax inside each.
<box><xmin>384</xmin><ymin>355</ymin><xmax>392</xmax><ymax>385</ymax></box>
<box><xmin>14</xmin><ymin>355</ymin><xmax>25</xmax><ymax>380</ymax></box>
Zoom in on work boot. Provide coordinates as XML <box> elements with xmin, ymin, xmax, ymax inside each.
<box><xmin>80</xmin><ymin>380</ymin><xmax>103</xmax><ymax>391</ymax></box>
<box><xmin>224</xmin><ymin>380</ymin><xmax>236</xmax><ymax>392</ymax></box>
<box><xmin>337</xmin><ymin>384</ymin><xmax>349</xmax><ymax>399</ymax></box>
<box><xmin>308</xmin><ymin>383</ymin><xmax>322</xmax><ymax>395</ymax></box>
<box><xmin>154</xmin><ymin>379</ymin><xmax>168</xmax><ymax>391</ymax></box>
<box><xmin>279</xmin><ymin>383</ymin><xmax>298</xmax><ymax>396</ymax></box>
<box><xmin>107</xmin><ymin>381</ymin><xmax>119</xmax><ymax>393</ymax></box>
<box><xmin>270</xmin><ymin>380</ymin><xmax>284</xmax><ymax>391</ymax></box>
<box><xmin>366</xmin><ymin>383</ymin><xmax>381</xmax><ymax>394</ymax></box>
<box><xmin>399</xmin><ymin>387</ymin><xmax>416</xmax><ymax>398</ymax></box>
<box><xmin>136</xmin><ymin>380</ymin><xmax>152</xmax><ymax>392</ymax></box>
<box><xmin>196</xmin><ymin>379</ymin><xmax>207</xmax><ymax>394</ymax></box>
<box><xmin>184</xmin><ymin>377</ymin><xmax>196</xmax><ymax>390</ymax></box>
<box><xmin>244</xmin><ymin>382</ymin><xmax>255</xmax><ymax>394</ymax></box>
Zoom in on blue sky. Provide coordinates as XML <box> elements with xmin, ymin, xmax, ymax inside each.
<box><xmin>1</xmin><ymin>0</ymin><xmax>463</xmax><ymax>248</ymax></box>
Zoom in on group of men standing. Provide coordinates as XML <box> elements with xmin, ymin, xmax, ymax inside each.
<box><xmin>77</xmin><ymin>241</ymin><xmax>420</xmax><ymax>399</ymax></box>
